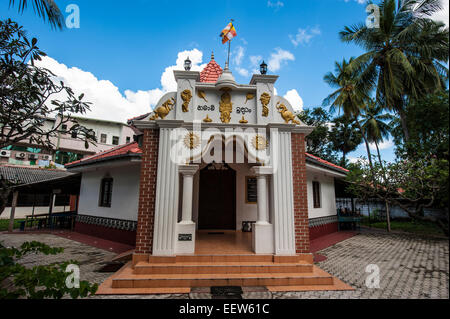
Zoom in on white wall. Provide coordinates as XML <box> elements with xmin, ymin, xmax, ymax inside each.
<box><xmin>78</xmin><ymin>163</ymin><xmax>140</xmax><ymax>221</ymax></box>
<box><xmin>307</xmin><ymin>171</ymin><xmax>337</xmax><ymax>219</ymax></box>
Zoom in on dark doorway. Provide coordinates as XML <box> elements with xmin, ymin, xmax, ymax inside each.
<box><xmin>198</xmin><ymin>164</ymin><xmax>236</xmax><ymax>230</ymax></box>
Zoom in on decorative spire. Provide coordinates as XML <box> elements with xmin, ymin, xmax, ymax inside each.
<box><xmin>211</xmin><ymin>51</ymin><xmax>215</xmax><ymax>60</ymax></box>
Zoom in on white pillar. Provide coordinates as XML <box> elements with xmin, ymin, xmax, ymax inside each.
<box><xmin>179</xmin><ymin>165</ymin><xmax>199</xmax><ymax>224</ymax></box>
<box><xmin>256</xmin><ymin>175</ymin><xmax>269</xmax><ymax>225</ymax></box>
<box><xmin>250</xmin><ymin>166</ymin><xmax>274</xmax><ymax>254</ymax></box>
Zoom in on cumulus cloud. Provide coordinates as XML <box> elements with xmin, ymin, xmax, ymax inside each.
<box><xmin>35</xmin><ymin>49</ymin><xmax>206</xmax><ymax>122</ymax></box>
<box><xmin>432</xmin><ymin>0</ymin><xmax>449</xmax><ymax>27</ymax></box>
<box><xmin>283</xmin><ymin>89</ymin><xmax>304</xmax><ymax>112</ymax></box>
<box><xmin>289</xmin><ymin>26</ymin><xmax>321</xmax><ymax>47</ymax></box>
<box><xmin>369</xmin><ymin>139</ymin><xmax>394</xmax><ymax>151</ymax></box>
<box><xmin>267</xmin><ymin>48</ymin><xmax>295</xmax><ymax>72</ymax></box>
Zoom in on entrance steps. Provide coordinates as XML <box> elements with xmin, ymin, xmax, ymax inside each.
<box><xmin>95</xmin><ymin>254</ymin><xmax>353</xmax><ymax>293</ymax></box>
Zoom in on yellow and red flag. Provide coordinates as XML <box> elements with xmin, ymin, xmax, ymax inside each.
<box><xmin>220</xmin><ymin>22</ymin><xmax>237</xmax><ymax>44</ymax></box>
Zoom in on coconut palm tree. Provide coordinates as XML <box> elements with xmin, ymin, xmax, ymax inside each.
<box><xmin>329</xmin><ymin>115</ymin><xmax>363</xmax><ymax>168</ymax></box>
<box><xmin>360</xmin><ymin>100</ymin><xmax>393</xmax><ymax>166</ymax></box>
<box><xmin>340</xmin><ymin>0</ymin><xmax>449</xmax><ymax>144</ymax></box>
<box><xmin>8</xmin><ymin>0</ymin><xmax>64</xmax><ymax>29</ymax></box>
<box><xmin>323</xmin><ymin>58</ymin><xmax>375</xmax><ymax>170</ymax></box>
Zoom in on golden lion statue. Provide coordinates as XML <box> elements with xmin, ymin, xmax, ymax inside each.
<box><xmin>276</xmin><ymin>101</ymin><xmax>300</xmax><ymax>125</ymax></box>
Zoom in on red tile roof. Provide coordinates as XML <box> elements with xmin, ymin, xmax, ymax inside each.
<box><xmin>66</xmin><ymin>142</ymin><xmax>348</xmax><ymax>174</ymax></box>
<box><xmin>200</xmin><ymin>53</ymin><xmax>223</xmax><ymax>83</ymax></box>
<box><xmin>65</xmin><ymin>142</ymin><xmax>142</xmax><ymax>168</ymax></box>
<box><xmin>306</xmin><ymin>153</ymin><xmax>349</xmax><ymax>173</ymax></box>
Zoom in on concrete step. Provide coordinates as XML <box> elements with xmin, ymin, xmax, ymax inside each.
<box><xmin>146</xmin><ymin>254</ymin><xmax>314</xmax><ymax>264</ymax></box>
<box><xmin>134</xmin><ymin>261</ymin><xmax>313</xmax><ymax>275</ymax></box>
<box><xmin>111</xmin><ymin>266</ymin><xmax>334</xmax><ymax>289</ymax></box>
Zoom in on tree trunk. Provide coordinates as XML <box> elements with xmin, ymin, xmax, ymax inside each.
<box><xmin>375</xmin><ymin>141</ymin><xmax>391</xmax><ymax>232</ymax></box>
<box><xmin>356</xmin><ymin>121</ymin><xmax>374</xmax><ymax>171</ymax></box>
<box><xmin>397</xmin><ymin>101</ymin><xmax>410</xmax><ymax>144</ymax></box>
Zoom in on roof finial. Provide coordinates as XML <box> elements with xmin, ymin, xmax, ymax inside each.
<box><xmin>211</xmin><ymin>51</ymin><xmax>214</xmax><ymax>60</ymax></box>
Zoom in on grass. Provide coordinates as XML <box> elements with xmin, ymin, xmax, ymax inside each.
<box><xmin>362</xmin><ymin>217</ymin><xmax>446</xmax><ymax>237</ymax></box>
<box><xmin>0</xmin><ymin>218</ymin><xmax>25</xmax><ymax>231</ymax></box>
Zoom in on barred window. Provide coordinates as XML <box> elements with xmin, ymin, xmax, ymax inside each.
<box><xmin>99</xmin><ymin>177</ymin><xmax>113</xmax><ymax>207</ymax></box>
<box><xmin>312</xmin><ymin>181</ymin><xmax>321</xmax><ymax>208</ymax></box>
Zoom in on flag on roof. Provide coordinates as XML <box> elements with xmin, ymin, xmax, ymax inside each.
<box><xmin>220</xmin><ymin>21</ymin><xmax>237</xmax><ymax>44</ymax></box>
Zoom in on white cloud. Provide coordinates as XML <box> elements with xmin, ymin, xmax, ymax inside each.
<box><xmin>35</xmin><ymin>49</ymin><xmax>206</xmax><ymax>122</ymax></box>
<box><xmin>289</xmin><ymin>26</ymin><xmax>321</xmax><ymax>47</ymax></box>
<box><xmin>236</xmin><ymin>67</ymin><xmax>250</xmax><ymax>77</ymax></box>
<box><xmin>432</xmin><ymin>0</ymin><xmax>449</xmax><ymax>27</ymax></box>
<box><xmin>344</xmin><ymin>0</ymin><xmax>366</xmax><ymax>4</ymax></box>
<box><xmin>369</xmin><ymin>140</ymin><xmax>394</xmax><ymax>151</ymax></box>
<box><xmin>283</xmin><ymin>89</ymin><xmax>304</xmax><ymax>112</ymax></box>
<box><xmin>233</xmin><ymin>46</ymin><xmax>245</xmax><ymax>66</ymax></box>
<box><xmin>267</xmin><ymin>0</ymin><xmax>284</xmax><ymax>10</ymax></box>
<box><xmin>267</xmin><ymin>48</ymin><xmax>295</xmax><ymax>72</ymax></box>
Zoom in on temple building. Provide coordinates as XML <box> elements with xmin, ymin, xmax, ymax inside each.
<box><xmin>66</xmin><ymin>54</ymin><xmax>350</xmax><ymax>293</ymax></box>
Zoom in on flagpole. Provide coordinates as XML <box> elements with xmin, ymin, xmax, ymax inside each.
<box><xmin>226</xmin><ymin>39</ymin><xmax>231</xmax><ymax>70</ymax></box>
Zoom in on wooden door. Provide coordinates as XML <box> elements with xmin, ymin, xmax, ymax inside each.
<box><xmin>198</xmin><ymin>166</ymin><xmax>236</xmax><ymax>230</ymax></box>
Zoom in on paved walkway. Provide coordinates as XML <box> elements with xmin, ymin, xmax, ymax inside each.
<box><xmin>0</xmin><ymin>230</ymin><xmax>448</xmax><ymax>299</ymax></box>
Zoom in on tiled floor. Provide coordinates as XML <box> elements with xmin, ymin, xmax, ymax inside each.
<box><xmin>195</xmin><ymin>230</ymin><xmax>253</xmax><ymax>254</ymax></box>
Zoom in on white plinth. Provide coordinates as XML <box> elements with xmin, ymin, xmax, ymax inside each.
<box><xmin>175</xmin><ymin>222</ymin><xmax>196</xmax><ymax>254</ymax></box>
<box><xmin>252</xmin><ymin>223</ymin><xmax>275</xmax><ymax>254</ymax></box>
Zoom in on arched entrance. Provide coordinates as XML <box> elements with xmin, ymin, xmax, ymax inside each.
<box><xmin>198</xmin><ymin>163</ymin><xmax>236</xmax><ymax>230</ymax></box>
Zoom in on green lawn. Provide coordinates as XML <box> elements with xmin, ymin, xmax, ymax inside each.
<box><xmin>362</xmin><ymin>218</ymin><xmax>446</xmax><ymax>237</ymax></box>
<box><xmin>0</xmin><ymin>218</ymin><xmax>25</xmax><ymax>231</ymax></box>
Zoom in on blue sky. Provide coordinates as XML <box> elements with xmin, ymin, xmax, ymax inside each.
<box><xmin>1</xmin><ymin>0</ymin><xmax>448</xmax><ymax>162</ymax></box>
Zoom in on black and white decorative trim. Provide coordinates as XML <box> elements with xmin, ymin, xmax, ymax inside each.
<box><xmin>308</xmin><ymin>215</ymin><xmax>338</xmax><ymax>227</ymax></box>
<box><xmin>76</xmin><ymin>214</ymin><xmax>137</xmax><ymax>231</ymax></box>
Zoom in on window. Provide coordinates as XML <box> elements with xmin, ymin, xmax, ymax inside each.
<box><xmin>100</xmin><ymin>133</ymin><xmax>107</xmax><ymax>144</ymax></box>
<box><xmin>99</xmin><ymin>177</ymin><xmax>113</xmax><ymax>207</ymax></box>
<box><xmin>112</xmin><ymin>136</ymin><xmax>119</xmax><ymax>145</ymax></box>
<box><xmin>312</xmin><ymin>181</ymin><xmax>321</xmax><ymax>208</ymax></box>
<box><xmin>126</xmin><ymin>136</ymin><xmax>131</xmax><ymax>143</ymax></box>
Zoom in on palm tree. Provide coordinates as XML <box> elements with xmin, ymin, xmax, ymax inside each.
<box><xmin>340</xmin><ymin>0</ymin><xmax>449</xmax><ymax>144</ymax></box>
<box><xmin>329</xmin><ymin>115</ymin><xmax>363</xmax><ymax>168</ymax></box>
<box><xmin>8</xmin><ymin>0</ymin><xmax>64</xmax><ymax>29</ymax></box>
<box><xmin>360</xmin><ymin>100</ymin><xmax>393</xmax><ymax>166</ymax></box>
<box><xmin>359</xmin><ymin>100</ymin><xmax>394</xmax><ymax>231</ymax></box>
<box><xmin>323</xmin><ymin>58</ymin><xmax>375</xmax><ymax>170</ymax></box>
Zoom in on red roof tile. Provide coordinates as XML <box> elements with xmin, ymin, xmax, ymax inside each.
<box><xmin>65</xmin><ymin>142</ymin><xmax>142</xmax><ymax>168</ymax></box>
<box><xmin>306</xmin><ymin>153</ymin><xmax>349</xmax><ymax>173</ymax></box>
<box><xmin>200</xmin><ymin>53</ymin><xmax>223</xmax><ymax>83</ymax></box>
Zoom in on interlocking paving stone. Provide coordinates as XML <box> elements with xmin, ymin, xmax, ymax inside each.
<box><xmin>1</xmin><ymin>229</ymin><xmax>448</xmax><ymax>299</ymax></box>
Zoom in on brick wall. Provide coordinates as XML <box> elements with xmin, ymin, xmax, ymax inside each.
<box><xmin>291</xmin><ymin>133</ymin><xmax>310</xmax><ymax>253</ymax></box>
<box><xmin>135</xmin><ymin>129</ymin><xmax>159</xmax><ymax>254</ymax></box>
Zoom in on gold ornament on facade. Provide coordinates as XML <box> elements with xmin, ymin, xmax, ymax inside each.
<box><xmin>260</xmin><ymin>92</ymin><xmax>271</xmax><ymax>117</ymax></box>
<box><xmin>219</xmin><ymin>91</ymin><xmax>233</xmax><ymax>124</ymax></box>
<box><xmin>203</xmin><ymin>114</ymin><xmax>213</xmax><ymax>123</ymax></box>
<box><xmin>150</xmin><ymin>97</ymin><xmax>175</xmax><ymax>120</ymax></box>
<box><xmin>239</xmin><ymin>116</ymin><xmax>248</xmax><ymax>124</ymax></box>
<box><xmin>245</xmin><ymin>93</ymin><xmax>255</xmax><ymax>104</ymax></box>
<box><xmin>276</xmin><ymin>101</ymin><xmax>300</xmax><ymax>125</ymax></box>
<box><xmin>183</xmin><ymin>132</ymin><xmax>200</xmax><ymax>150</ymax></box>
<box><xmin>197</xmin><ymin>90</ymin><xmax>208</xmax><ymax>103</ymax></box>
<box><xmin>252</xmin><ymin>135</ymin><xmax>268</xmax><ymax>151</ymax></box>
<box><xmin>180</xmin><ymin>89</ymin><xmax>192</xmax><ymax>112</ymax></box>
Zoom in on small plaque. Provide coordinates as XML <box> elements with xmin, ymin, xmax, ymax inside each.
<box><xmin>178</xmin><ymin>234</ymin><xmax>192</xmax><ymax>241</ymax></box>
<box><xmin>246</xmin><ymin>176</ymin><xmax>257</xmax><ymax>203</ymax></box>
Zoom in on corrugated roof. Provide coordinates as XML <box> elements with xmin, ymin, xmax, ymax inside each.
<box><xmin>65</xmin><ymin>142</ymin><xmax>142</xmax><ymax>168</ymax></box>
<box><xmin>0</xmin><ymin>165</ymin><xmax>74</xmax><ymax>185</ymax></box>
<box><xmin>200</xmin><ymin>53</ymin><xmax>223</xmax><ymax>83</ymax></box>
